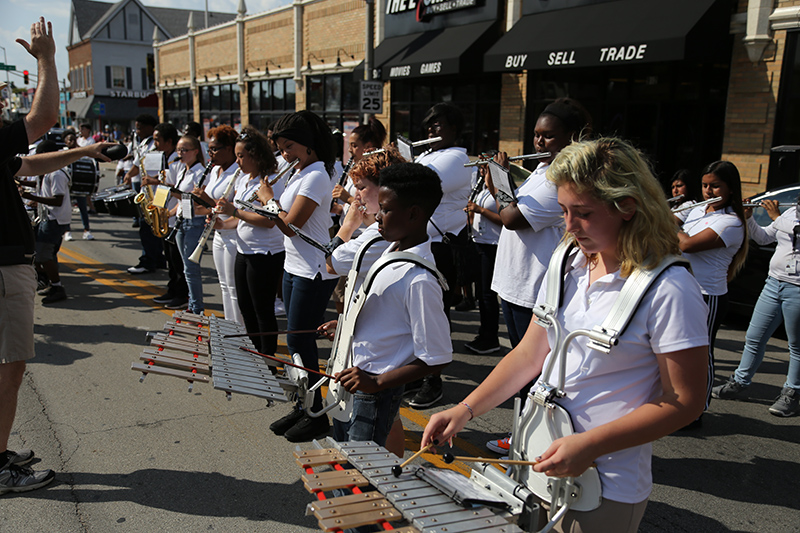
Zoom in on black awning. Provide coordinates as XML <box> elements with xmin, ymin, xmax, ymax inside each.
<box><xmin>484</xmin><ymin>0</ymin><xmax>725</xmax><ymax>72</ymax></box>
<box><xmin>380</xmin><ymin>20</ymin><xmax>498</xmax><ymax>80</ymax></box>
<box><xmin>352</xmin><ymin>31</ymin><xmax>420</xmax><ymax>81</ymax></box>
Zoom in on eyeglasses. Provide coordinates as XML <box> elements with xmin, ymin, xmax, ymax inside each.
<box><xmin>207</xmin><ymin>145</ymin><xmax>225</xmax><ymax>153</ymax></box>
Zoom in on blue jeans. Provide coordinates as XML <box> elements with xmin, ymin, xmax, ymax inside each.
<box><xmin>501</xmin><ymin>298</ymin><xmax>533</xmax><ymax>349</ymax></box>
<box><xmin>332</xmin><ymin>384</ymin><xmax>405</xmax><ymax>447</ymax></box>
<box><xmin>176</xmin><ymin>217</ymin><xmax>206</xmax><ymax>314</ymax></box>
<box><xmin>74</xmin><ymin>196</ymin><xmax>90</xmax><ymax>230</ymax></box>
<box><xmin>283</xmin><ymin>272</ymin><xmax>338</xmax><ymax>410</ymax></box>
<box><xmin>735</xmin><ymin>277</ymin><xmax>800</xmax><ymax>390</ymax></box>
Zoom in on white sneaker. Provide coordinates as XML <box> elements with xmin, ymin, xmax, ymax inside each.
<box><xmin>82</xmin><ymin>230</ymin><xmax>95</xmax><ymax>240</ymax></box>
<box><xmin>274</xmin><ymin>299</ymin><xmax>286</xmax><ymax>316</ymax></box>
<box><xmin>63</xmin><ymin>232</ymin><xmax>74</xmax><ymax>242</ymax></box>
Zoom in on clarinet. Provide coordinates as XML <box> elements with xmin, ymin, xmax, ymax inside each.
<box><xmin>165</xmin><ymin>161</ymin><xmax>215</xmax><ymax>245</ymax></box>
<box><xmin>330</xmin><ymin>157</ymin><xmax>357</xmax><ymax>211</ymax></box>
<box><xmin>188</xmin><ymin>168</ymin><xmax>242</xmax><ymax>264</ymax></box>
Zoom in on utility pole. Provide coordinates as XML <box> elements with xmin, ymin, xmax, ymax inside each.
<box><xmin>363</xmin><ymin>0</ymin><xmax>374</xmax><ymax>123</ymax></box>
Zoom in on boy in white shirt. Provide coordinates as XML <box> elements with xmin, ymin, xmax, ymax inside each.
<box><xmin>322</xmin><ymin>163</ymin><xmax>453</xmax><ymax>448</ymax></box>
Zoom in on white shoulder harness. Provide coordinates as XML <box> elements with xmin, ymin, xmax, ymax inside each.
<box><xmin>533</xmin><ymin>240</ymin><xmax>689</xmax><ymax>353</ymax></box>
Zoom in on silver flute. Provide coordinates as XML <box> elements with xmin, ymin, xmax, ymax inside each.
<box><xmin>464</xmin><ymin>152</ymin><xmax>552</xmax><ymax>167</ymax></box>
<box><xmin>742</xmin><ymin>201</ymin><xmax>797</xmax><ymax>208</ymax></box>
<box><xmin>410</xmin><ymin>136</ymin><xmax>442</xmax><ymax>147</ymax></box>
<box><xmin>247</xmin><ymin>159</ymin><xmax>299</xmax><ymax>202</ymax></box>
<box><xmin>671</xmin><ymin>197</ymin><xmax>723</xmax><ymax>213</ymax></box>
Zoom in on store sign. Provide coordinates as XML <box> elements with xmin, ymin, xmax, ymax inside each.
<box><xmin>108</xmin><ymin>90</ymin><xmax>154</xmax><ymax>98</ymax></box>
<box><xmin>73</xmin><ymin>91</ymin><xmax>87</xmax><ymax>98</ymax></box>
<box><xmin>386</xmin><ymin>0</ymin><xmax>478</xmax><ymax>18</ymax></box>
<box><xmin>501</xmin><ymin>43</ymin><xmax>650</xmax><ymax>70</ymax></box>
<box><xmin>359</xmin><ymin>81</ymin><xmax>383</xmax><ymax>114</ymax></box>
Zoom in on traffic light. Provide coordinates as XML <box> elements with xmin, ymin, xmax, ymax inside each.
<box><xmin>23</xmin><ymin>70</ymin><xmax>29</xmax><ymax>84</ymax></box>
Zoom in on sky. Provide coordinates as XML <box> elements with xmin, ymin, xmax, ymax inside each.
<box><xmin>0</xmin><ymin>0</ymin><xmax>290</xmax><ymax>89</ymax></box>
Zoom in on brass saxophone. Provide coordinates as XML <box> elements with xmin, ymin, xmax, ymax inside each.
<box><xmin>134</xmin><ymin>169</ymin><xmax>170</xmax><ymax>238</ymax></box>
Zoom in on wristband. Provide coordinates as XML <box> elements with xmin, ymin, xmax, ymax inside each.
<box><xmin>232</xmin><ymin>208</ymin><xmax>238</xmax><ymax>218</ymax></box>
<box><xmin>460</xmin><ymin>401</ymin><xmax>474</xmax><ymax>421</ymax></box>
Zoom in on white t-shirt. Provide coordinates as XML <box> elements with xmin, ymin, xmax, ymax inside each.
<box><xmin>681</xmin><ymin>205</ymin><xmax>745</xmax><ymax>296</ymax></box>
<box><xmin>748</xmin><ymin>209</ymin><xmax>800</xmax><ymax>285</ymax></box>
<box><xmin>329</xmin><ymin>223</ymin><xmax>391</xmax><ymax>292</ymax></box>
<box><xmin>40</xmin><ymin>169</ymin><xmax>71</xmax><ymax>225</ymax></box>
<box><xmin>472</xmin><ymin>189</ymin><xmax>502</xmax><ymax>245</ymax></box>
<box><xmin>77</xmin><ymin>135</ymin><xmax>95</xmax><ymax>147</ymax></box>
<box><xmin>351</xmin><ymin>240</ymin><xmax>453</xmax><ymax>374</ymax></box>
<box><xmin>131</xmin><ymin>137</ymin><xmax>155</xmax><ymax>181</ymax></box>
<box><xmin>234</xmin><ymin>172</ymin><xmax>285</xmax><ymax>255</ymax></box>
<box><xmin>491</xmin><ymin>163</ymin><xmax>564</xmax><ymax>308</ymax></box>
<box><xmin>205</xmin><ymin>163</ymin><xmax>240</xmax><ymax>239</ymax></box>
<box><xmin>280</xmin><ymin>161</ymin><xmax>337</xmax><ymax>280</ymax></box>
<box><xmin>160</xmin><ymin>152</ymin><xmax>181</xmax><ymax>227</ymax></box>
<box><xmin>416</xmin><ymin>147</ymin><xmax>472</xmax><ymax>241</ymax></box>
<box><xmin>532</xmin><ymin>252</ymin><xmax>708</xmax><ymax>504</ymax></box>
<box><xmin>172</xmin><ymin>162</ymin><xmax>207</xmax><ymax>219</ymax></box>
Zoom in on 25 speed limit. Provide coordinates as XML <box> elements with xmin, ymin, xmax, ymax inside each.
<box><xmin>359</xmin><ymin>81</ymin><xmax>383</xmax><ymax>114</ymax></box>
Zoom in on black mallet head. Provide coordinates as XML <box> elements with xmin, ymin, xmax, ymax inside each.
<box><xmin>391</xmin><ymin>465</ymin><xmax>403</xmax><ymax>477</ymax></box>
<box><xmin>101</xmin><ymin>143</ymin><xmax>128</xmax><ymax>161</ymax></box>
<box><xmin>443</xmin><ymin>452</ymin><xmax>455</xmax><ymax>464</ymax></box>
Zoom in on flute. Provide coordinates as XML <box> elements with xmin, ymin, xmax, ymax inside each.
<box><xmin>243</xmin><ymin>159</ymin><xmax>299</xmax><ymax>204</ymax></box>
<box><xmin>671</xmin><ymin>197</ymin><xmax>722</xmax><ymax>213</ymax></box>
<box><xmin>742</xmin><ymin>201</ymin><xmax>797</xmax><ymax>208</ymax></box>
<box><xmin>409</xmin><ymin>136</ymin><xmax>442</xmax><ymax>147</ymax></box>
<box><xmin>667</xmin><ymin>194</ymin><xmax>685</xmax><ymax>205</ymax></box>
<box><xmin>188</xmin><ymin>168</ymin><xmax>241</xmax><ymax>264</ymax></box>
<box><xmin>464</xmin><ymin>152</ymin><xmax>552</xmax><ymax>167</ymax></box>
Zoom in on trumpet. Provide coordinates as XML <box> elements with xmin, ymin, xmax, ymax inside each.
<box><xmin>672</xmin><ymin>197</ymin><xmax>722</xmax><ymax>213</ymax></box>
<box><xmin>464</xmin><ymin>152</ymin><xmax>552</xmax><ymax>167</ymax></box>
<box><xmin>188</xmin><ymin>168</ymin><xmax>242</xmax><ymax>264</ymax></box>
<box><xmin>246</xmin><ymin>159</ymin><xmax>300</xmax><ymax>203</ymax></box>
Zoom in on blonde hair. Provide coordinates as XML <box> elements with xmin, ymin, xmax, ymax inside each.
<box><xmin>546</xmin><ymin>137</ymin><xmax>680</xmax><ymax>277</ymax></box>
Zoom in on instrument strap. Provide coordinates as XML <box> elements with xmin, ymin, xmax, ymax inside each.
<box><xmin>535</xmin><ymin>240</ymin><xmax>689</xmax><ymax>353</ymax></box>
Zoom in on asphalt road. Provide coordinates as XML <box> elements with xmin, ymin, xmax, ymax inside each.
<box><xmin>2</xmin><ymin>170</ymin><xmax>798</xmax><ymax>532</ymax></box>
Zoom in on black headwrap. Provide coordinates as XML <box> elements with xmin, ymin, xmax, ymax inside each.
<box><xmin>271</xmin><ymin>122</ymin><xmax>315</xmax><ymax>151</ymax></box>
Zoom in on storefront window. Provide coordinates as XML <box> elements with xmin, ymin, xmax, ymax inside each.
<box><xmin>163</xmin><ymin>88</ymin><xmax>194</xmax><ymax>132</ymax></box>
<box><xmin>305</xmin><ymin>73</ymin><xmax>361</xmax><ymax>131</ymax></box>
<box><xmin>775</xmin><ymin>31</ymin><xmax>800</xmax><ymax>147</ymax></box>
<box><xmin>390</xmin><ymin>74</ymin><xmax>501</xmax><ymax>156</ymax></box>
<box><xmin>248</xmin><ymin>78</ymin><xmax>296</xmax><ymax>132</ymax></box>
<box><xmin>199</xmin><ymin>83</ymin><xmax>241</xmax><ymax>132</ymax></box>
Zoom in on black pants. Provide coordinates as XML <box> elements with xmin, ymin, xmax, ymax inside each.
<box><xmin>431</xmin><ymin>241</ymin><xmax>457</xmax><ymax>321</ymax></box>
<box><xmin>138</xmin><ymin>220</ymin><xmax>166</xmax><ymax>270</ymax></box>
<box><xmin>703</xmin><ymin>293</ymin><xmax>728</xmax><ymax>408</ymax></box>
<box><xmin>235</xmin><ymin>251</ymin><xmax>285</xmax><ymax>355</ymax></box>
<box><xmin>474</xmin><ymin>242</ymin><xmax>500</xmax><ymax>343</ymax></box>
<box><xmin>162</xmin><ymin>237</ymin><xmax>188</xmax><ymax>299</ymax></box>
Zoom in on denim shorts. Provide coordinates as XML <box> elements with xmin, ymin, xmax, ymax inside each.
<box><xmin>35</xmin><ymin>219</ymin><xmax>69</xmax><ymax>262</ymax></box>
<box><xmin>333</xmin><ymin>383</ymin><xmax>405</xmax><ymax>447</ymax></box>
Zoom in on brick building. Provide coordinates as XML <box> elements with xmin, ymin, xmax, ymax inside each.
<box><xmin>154</xmin><ymin>0</ymin><xmax>800</xmax><ymax>194</ymax></box>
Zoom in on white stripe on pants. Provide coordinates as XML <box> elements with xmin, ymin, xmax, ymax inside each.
<box><xmin>213</xmin><ymin>230</ymin><xmax>244</xmax><ymax>325</ymax></box>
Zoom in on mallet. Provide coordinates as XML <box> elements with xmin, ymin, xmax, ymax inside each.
<box><xmin>391</xmin><ymin>440</ymin><xmax>439</xmax><ymax>477</ymax></box>
<box><xmin>442</xmin><ymin>452</ymin><xmax>596</xmax><ymax>468</ymax></box>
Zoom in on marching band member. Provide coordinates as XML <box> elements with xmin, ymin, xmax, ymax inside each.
<box><xmin>171</xmin><ymin>135</ymin><xmax>207</xmax><ymax>315</ymax></box>
<box><xmin>259</xmin><ymin>111</ymin><xmax>339</xmax><ymax>443</ymax></box>
<box><xmin>407</xmin><ymin>103</ymin><xmax>471</xmax><ymax>409</ymax></box>
<box><xmin>423</xmin><ymin>138</ymin><xmax>708</xmax><ymax>533</ymax></box>
<box><xmin>194</xmin><ymin>125</ymin><xmax>242</xmax><ymax>325</ymax></box>
<box><xmin>146</xmin><ymin>124</ymin><xmax>186</xmax><ymax>309</ymax></box>
<box><xmin>677</xmin><ymin>160</ymin><xmax>747</xmax><ymax>415</ymax></box>
<box><xmin>124</xmin><ymin>114</ymin><xmax>164</xmax><ymax>273</ymax></box>
<box><xmin>669</xmin><ymin>168</ymin><xmax>699</xmax><ymax>216</ymax></box>
<box><xmin>485</xmin><ymin>97</ymin><xmax>591</xmax><ymax>455</ymax></box>
<box><xmin>215</xmin><ymin>127</ymin><xmax>284</xmax><ymax>358</ymax></box>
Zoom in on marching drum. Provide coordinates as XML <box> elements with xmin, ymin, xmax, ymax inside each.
<box><xmin>104</xmin><ymin>190</ymin><xmax>139</xmax><ymax>217</ymax></box>
<box><xmin>92</xmin><ymin>186</ymin><xmax>128</xmax><ymax>214</ymax></box>
<box><xmin>69</xmin><ymin>157</ymin><xmax>100</xmax><ymax>197</ymax></box>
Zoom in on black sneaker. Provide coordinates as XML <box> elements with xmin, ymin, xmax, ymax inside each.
<box><xmin>711</xmin><ymin>376</ymin><xmax>748</xmax><ymax>400</ymax></box>
<box><xmin>465</xmin><ymin>337</ymin><xmax>501</xmax><ymax>355</ymax></box>
<box><xmin>6</xmin><ymin>449</ymin><xmax>34</xmax><ymax>467</ymax></box>
<box><xmin>0</xmin><ymin>463</ymin><xmax>55</xmax><ymax>495</ymax></box>
<box><xmin>41</xmin><ymin>285</ymin><xmax>67</xmax><ymax>304</ymax></box>
<box><xmin>127</xmin><ymin>264</ymin><xmax>154</xmax><ymax>274</ymax></box>
<box><xmin>403</xmin><ymin>378</ymin><xmax>424</xmax><ymax>397</ymax></box>
<box><xmin>454</xmin><ymin>297</ymin><xmax>476</xmax><ymax>312</ymax></box>
<box><xmin>153</xmin><ymin>293</ymin><xmax>174</xmax><ymax>304</ymax></box>
<box><xmin>284</xmin><ymin>414</ymin><xmax>330</xmax><ymax>443</ymax></box>
<box><xmin>408</xmin><ymin>375</ymin><xmax>443</xmax><ymax>409</ymax></box>
<box><xmin>164</xmin><ymin>298</ymin><xmax>189</xmax><ymax>310</ymax></box>
<box><xmin>269</xmin><ymin>408</ymin><xmax>305</xmax><ymax>436</ymax></box>
<box><xmin>768</xmin><ymin>387</ymin><xmax>799</xmax><ymax>417</ymax></box>
<box><xmin>132</xmin><ymin>218</ymin><xmax>140</xmax><ymax>228</ymax></box>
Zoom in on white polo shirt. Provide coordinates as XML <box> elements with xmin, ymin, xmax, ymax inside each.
<box><xmin>351</xmin><ymin>240</ymin><xmax>453</xmax><ymax>374</ymax></box>
<box><xmin>533</xmin><ymin>252</ymin><xmax>708</xmax><ymax>504</ymax></box>
<box><xmin>280</xmin><ymin>161</ymin><xmax>337</xmax><ymax>280</ymax></box>
<box><xmin>329</xmin><ymin>223</ymin><xmax>391</xmax><ymax>292</ymax></box>
<box><xmin>491</xmin><ymin>163</ymin><xmax>564</xmax><ymax>308</ymax></box>
<box><xmin>205</xmin><ymin>163</ymin><xmax>240</xmax><ymax>240</ymax></box>
<box><xmin>681</xmin><ymin>205</ymin><xmax>745</xmax><ymax>296</ymax></box>
<box><xmin>234</xmin><ymin>172</ymin><xmax>285</xmax><ymax>256</ymax></box>
<box><xmin>748</xmin><ymin>208</ymin><xmax>800</xmax><ymax>285</ymax></box>
<box><xmin>40</xmin><ymin>169</ymin><xmax>71</xmax><ymax>225</ymax></box>
<box><xmin>416</xmin><ymin>147</ymin><xmax>472</xmax><ymax>241</ymax></box>
<box><xmin>471</xmin><ymin>189</ymin><xmax>502</xmax><ymax>245</ymax></box>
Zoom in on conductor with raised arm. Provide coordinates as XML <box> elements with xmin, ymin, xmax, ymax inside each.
<box><xmin>0</xmin><ymin>17</ymin><xmax>115</xmax><ymax>495</ymax></box>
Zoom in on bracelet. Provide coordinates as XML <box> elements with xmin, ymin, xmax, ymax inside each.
<box><xmin>232</xmin><ymin>208</ymin><xmax>238</xmax><ymax>218</ymax></box>
<box><xmin>460</xmin><ymin>401</ymin><xmax>474</xmax><ymax>421</ymax></box>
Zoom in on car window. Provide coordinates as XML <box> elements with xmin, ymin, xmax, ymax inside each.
<box><xmin>751</xmin><ymin>186</ymin><xmax>800</xmax><ymax>227</ymax></box>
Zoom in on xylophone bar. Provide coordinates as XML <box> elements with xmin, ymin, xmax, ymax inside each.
<box><xmin>297</xmin><ymin>440</ymin><xmax>525</xmax><ymax>533</ymax></box>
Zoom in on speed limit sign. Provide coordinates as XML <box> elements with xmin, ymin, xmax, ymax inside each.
<box><xmin>359</xmin><ymin>81</ymin><xmax>383</xmax><ymax>114</ymax></box>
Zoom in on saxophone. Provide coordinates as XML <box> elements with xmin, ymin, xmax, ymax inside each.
<box><xmin>134</xmin><ymin>169</ymin><xmax>170</xmax><ymax>238</ymax></box>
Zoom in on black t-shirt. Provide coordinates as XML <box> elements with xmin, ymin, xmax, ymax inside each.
<box><xmin>0</xmin><ymin>120</ymin><xmax>35</xmax><ymax>255</ymax></box>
